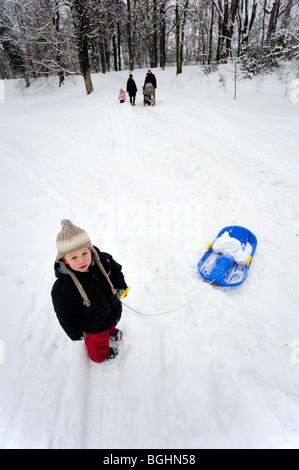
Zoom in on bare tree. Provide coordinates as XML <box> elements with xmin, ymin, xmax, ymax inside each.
<box><xmin>175</xmin><ymin>0</ymin><xmax>189</xmax><ymax>74</ymax></box>
<box><xmin>126</xmin><ymin>0</ymin><xmax>134</xmax><ymax>69</ymax></box>
<box><xmin>72</xmin><ymin>0</ymin><xmax>93</xmax><ymax>94</ymax></box>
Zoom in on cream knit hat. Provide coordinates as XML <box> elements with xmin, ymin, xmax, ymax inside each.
<box><xmin>56</xmin><ymin>219</ymin><xmax>117</xmax><ymax>306</ymax></box>
<box><xmin>56</xmin><ymin>219</ymin><xmax>92</xmax><ymax>262</ymax></box>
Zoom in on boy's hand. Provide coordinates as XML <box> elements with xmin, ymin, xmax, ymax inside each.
<box><xmin>76</xmin><ymin>334</ymin><xmax>85</xmax><ymax>341</ymax></box>
<box><xmin>117</xmin><ymin>289</ymin><xmax>125</xmax><ymax>299</ymax></box>
<box><xmin>117</xmin><ymin>287</ymin><xmax>130</xmax><ymax>299</ymax></box>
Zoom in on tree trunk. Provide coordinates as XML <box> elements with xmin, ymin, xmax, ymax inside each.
<box><xmin>176</xmin><ymin>1</ymin><xmax>181</xmax><ymax>74</ymax></box>
<box><xmin>152</xmin><ymin>0</ymin><xmax>158</xmax><ymax>68</ymax></box>
<box><xmin>117</xmin><ymin>21</ymin><xmax>122</xmax><ymax>71</ymax></box>
<box><xmin>81</xmin><ymin>36</ymin><xmax>94</xmax><ymax>94</ymax></box>
<box><xmin>262</xmin><ymin>0</ymin><xmax>268</xmax><ymax>46</ymax></box>
<box><xmin>159</xmin><ymin>1</ymin><xmax>166</xmax><ymax>69</ymax></box>
<box><xmin>176</xmin><ymin>0</ymin><xmax>189</xmax><ymax>75</ymax></box>
<box><xmin>208</xmin><ymin>1</ymin><xmax>215</xmax><ymax>64</ymax></box>
<box><xmin>84</xmin><ymin>67</ymin><xmax>93</xmax><ymax>95</ymax></box>
<box><xmin>99</xmin><ymin>41</ymin><xmax>106</xmax><ymax>74</ymax></box>
<box><xmin>267</xmin><ymin>0</ymin><xmax>281</xmax><ymax>42</ymax></box>
<box><xmin>126</xmin><ymin>0</ymin><xmax>134</xmax><ymax>70</ymax></box>
<box><xmin>112</xmin><ymin>34</ymin><xmax>118</xmax><ymax>71</ymax></box>
<box><xmin>53</xmin><ymin>1</ymin><xmax>64</xmax><ymax>87</ymax></box>
<box><xmin>283</xmin><ymin>0</ymin><xmax>294</xmax><ymax>25</ymax></box>
<box><xmin>73</xmin><ymin>0</ymin><xmax>94</xmax><ymax>95</ymax></box>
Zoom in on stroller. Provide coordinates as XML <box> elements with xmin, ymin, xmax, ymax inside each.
<box><xmin>143</xmin><ymin>82</ymin><xmax>156</xmax><ymax>106</ymax></box>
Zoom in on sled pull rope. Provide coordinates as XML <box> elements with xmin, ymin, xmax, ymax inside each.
<box><xmin>120</xmin><ymin>280</ymin><xmax>215</xmax><ymax>317</ymax></box>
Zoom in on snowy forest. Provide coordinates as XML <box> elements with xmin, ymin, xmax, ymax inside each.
<box><xmin>0</xmin><ymin>0</ymin><xmax>299</xmax><ymax>94</ymax></box>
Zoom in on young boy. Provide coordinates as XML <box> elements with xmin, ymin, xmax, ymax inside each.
<box><xmin>51</xmin><ymin>219</ymin><xmax>128</xmax><ymax>363</ymax></box>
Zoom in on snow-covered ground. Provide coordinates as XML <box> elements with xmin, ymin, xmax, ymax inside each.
<box><xmin>0</xmin><ymin>65</ymin><xmax>299</xmax><ymax>449</ymax></box>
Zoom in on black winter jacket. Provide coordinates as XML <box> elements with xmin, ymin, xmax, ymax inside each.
<box><xmin>144</xmin><ymin>73</ymin><xmax>157</xmax><ymax>89</ymax></box>
<box><xmin>51</xmin><ymin>247</ymin><xmax>127</xmax><ymax>340</ymax></box>
<box><xmin>126</xmin><ymin>78</ymin><xmax>137</xmax><ymax>96</ymax></box>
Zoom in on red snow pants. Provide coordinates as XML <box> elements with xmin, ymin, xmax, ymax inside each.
<box><xmin>84</xmin><ymin>325</ymin><xmax>116</xmax><ymax>363</ymax></box>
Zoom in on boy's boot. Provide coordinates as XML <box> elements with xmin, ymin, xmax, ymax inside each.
<box><xmin>106</xmin><ymin>347</ymin><xmax>118</xmax><ymax>361</ymax></box>
<box><xmin>110</xmin><ymin>328</ymin><xmax>123</xmax><ymax>341</ymax></box>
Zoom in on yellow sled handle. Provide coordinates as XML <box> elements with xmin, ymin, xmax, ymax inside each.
<box><xmin>206</xmin><ymin>243</ymin><xmax>213</xmax><ymax>252</ymax></box>
<box><xmin>120</xmin><ymin>286</ymin><xmax>131</xmax><ymax>299</ymax></box>
<box><xmin>246</xmin><ymin>256</ymin><xmax>252</xmax><ymax>267</ymax></box>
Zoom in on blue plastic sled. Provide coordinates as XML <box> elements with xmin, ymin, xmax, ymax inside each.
<box><xmin>198</xmin><ymin>226</ymin><xmax>257</xmax><ymax>286</ymax></box>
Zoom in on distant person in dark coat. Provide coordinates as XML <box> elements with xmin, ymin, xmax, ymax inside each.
<box><xmin>146</xmin><ymin>69</ymin><xmax>157</xmax><ymax>89</ymax></box>
<box><xmin>143</xmin><ymin>70</ymin><xmax>157</xmax><ymax>102</ymax></box>
<box><xmin>126</xmin><ymin>74</ymin><xmax>137</xmax><ymax>105</ymax></box>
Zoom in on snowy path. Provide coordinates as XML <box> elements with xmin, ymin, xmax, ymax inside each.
<box><xmin>1</xmin><ymin>67</ymin><xmax>299</xmax><ymax>449</ymax></box>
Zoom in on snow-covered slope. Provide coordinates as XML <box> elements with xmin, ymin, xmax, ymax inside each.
<box><xmin>0</xmin><ymin>66</ymin><xmax>299</xmax><ymax>449</ymax></box>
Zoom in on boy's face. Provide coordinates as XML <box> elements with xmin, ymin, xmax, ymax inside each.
<box><xmin>63</xmin><ymin>247</ymin><xmax>92</xmax><ymax>272</ymax></box>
